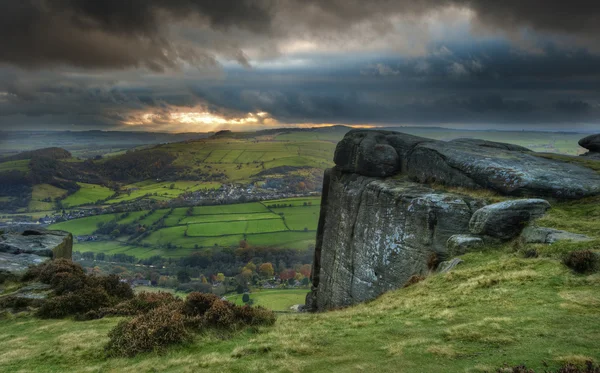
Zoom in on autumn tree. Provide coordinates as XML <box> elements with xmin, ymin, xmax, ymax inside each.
<box><xmin>215</xmin><ymin>272</ymin><xmax>225</xmax><ymax>282</ymax></box>
<box><xmin>280</xmin><ymin>268</ymin><xmax>297</xmax><ymax>281</ymax></box>
<box><xmin>299</xmin><ymin>264</ymin><xmax>311</xmax><ymax>278</ymax></box>
<box><xmin>258</xmin><ymin>263</ymin><xmax>274</xmax><ymax>278</ymax></box>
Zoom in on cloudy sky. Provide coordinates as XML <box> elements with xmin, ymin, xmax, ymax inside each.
<box><xmin>0</xmin><ymin>0</ymin><xmax>599</xmax><ymax>132</ymax></box>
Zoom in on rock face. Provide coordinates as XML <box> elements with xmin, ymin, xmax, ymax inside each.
<box><xmin>0</xmin><ymin>229</ymin><xmax>72</xmax><ymax>273</ymax></box>
<box><xmin>308</xmin><ymin>168</ymin><xmax>483</xmax><ymax>311</ymax></box>
<box><xmin>468</xmin><ymin>199</ymin><xmax>551</xmax><ymax>240</ymax></box>
<box><xmin>309</xmin><ymin>129</ymin><xmax>600</xmax><ymax>312</ymax></box>
<box><xmin>579</xmin><ymin>134</ymin><xmax>600</xmax><ymax>159</ymax></box>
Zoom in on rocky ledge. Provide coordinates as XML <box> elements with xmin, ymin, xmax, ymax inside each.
<box><xmin>0</xmin><ymin>229</ymin><xmax>72</xmax><ymax>273</ymax></box>
<box><xmin>307</xmin><ymin>131</ymin><xmax>600</xmax><ymax>311</ymax></box>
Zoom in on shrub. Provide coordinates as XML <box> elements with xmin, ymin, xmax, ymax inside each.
<box><xmin>403</xmin><ymin>274</ymin><xmax>425</xmax><ymax>288</ymax></box>
<box><xmin>105</xmin><ymin>304</ymin><xmax>191</xmax><ymax>357</ymax></box>
<box><xmin>563</xmin><ymin>250</ymin><xmax>599</xmax><ymax>273</ymax></box>
<box><xmin>203</xmin><ymin>299</ymin><xmax>236</xmax><ymax>329</ymax></box>
<box><xmin>182</xmin><ymin>292</ymin><xmax>220</xmax><ymax>317</ymax></box>
<box><xmin>37</xmin><ymin>287</ymin><xmax>110</xmax><ymax>319</ymax></box>
<box><xmin>0</xmin><ymin>296</ymin><xmax>45</xmax><ymax>310</ymax></box>
<box><xmin>19</xmin><ymin>259</ymin><xmax>135</xmax><ymax>318</ymax></box>
<box><xmin>23</xmin><ymin>259</ymin><xmax>86</xmax><ymax>284</ymax></box>
<box><xmin>233</xmin><ymin>305</ymin><xmax>276</xmax><ymax>327</ymax></box>
<box><xmin>427</xmin><ymin>252</ymin><xmax>440</xmax><ymax>271</ymax></box>
<box><xmin>103</xmin><ymin>291</ymin><xmax>181</xmax><ymax>317</ymax></box>
<box><xmin>89</xmin><ymin>275</ymin><xmax>134</xmax><ymax>300</ymax></box>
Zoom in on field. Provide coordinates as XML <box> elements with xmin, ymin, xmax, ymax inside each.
<box><xmin>159</xmin><ymin>137</ymin><xmax>336</xmax><ymax>183</ymax></box>
<box><xmin>48</xmin><ymin>197</ymin><xmax>322</xmax><ymax>258</ymax></box>
<box><xmin>49</xmin><ymin>214</ymin><xmax>120</xmax><ymax>236</ymax></box>
<box><xmin>27</xmin><ymin>184</ymin><xmax>68</xmax><ymax>211</ymax></box>
<box><xmin>61</xmin><ymin>183</ymin><xmax>114</xmax><ymax>208</ymax></box>
<box><xmin>106</xmin><ymin>181</ymin><xmax>222</xmax><ymax>204</ymax></box>
<box><xmin>0</xmin><ymin>159</ymin><xmax>30</xmax><ymax>172</ymax></box>
<box><xmin>226</xmin><ymin>288</ymin><xmax>309</xmax><ymax>311</ymax></box>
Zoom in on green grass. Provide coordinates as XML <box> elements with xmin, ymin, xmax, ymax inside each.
<box><xmin>29</xmin><ymin>183</ymin><xmax>68</xmax><ymax>212</ymax></box>
<box><xmin>0</xmin><ymin>159</ymin><xmax>30</xmax><ymax>172</ymax></box>
<box><xmin>1</xmin><ymin>249</ymin><xmax>599</xmax><ymax>372</ymax></box>
<box><xmin>179</xmin><ymin>213</ymin><xmax>279</xmax><ymax>225</ymax></box>
<box><xmin>226</xmin><ymin>289</ymin><xmax>309</xmax><ymax>311</ymax></box>
<box><xmin>116</xmin><ymin>211</ymin><xmax>149</xmax><ymax>225</ymax></box>
<box><xmin>263</xmin><ymin>197</ymin><xmax>321</xmax><ymax>207</ymax></box>
<box><xmin>49</xmin><ymin>214</ymin><xmax>118</xmax><ymax>236</ymax></box>
<box><xmin>272</xmin><ymin>206</ymin><xmax>320</xmax><ymax>231</ymax></box>
<box><xmin>187</xmin><ymin>221</ymin><xmax>248</xmax><ymax>236</ymax></box>
<box><xmin>106</xmin><ymin>181</ymin><xmax>222</xmax><ymax>204</ymax></box>
<box><xmin>62</xmin><ymin>183</ymin><xmax>114</xmax><ymax>208</ymax></box>
<box><xmin>192</xmin><ymin>203</ymin><xmax>270</xmax><ymax>215</ymax></box>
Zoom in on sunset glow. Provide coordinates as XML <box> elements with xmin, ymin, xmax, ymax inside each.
<box><xmin>122</xmin><ymin>109</ymin><xmax>279</xmax><ymax>131</ymax></box>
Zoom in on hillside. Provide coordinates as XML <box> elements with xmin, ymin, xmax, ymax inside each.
<box><xmin>1</xmin><ymin>246</ymin><xmax>599</xmax><ymax>372</ymax></box>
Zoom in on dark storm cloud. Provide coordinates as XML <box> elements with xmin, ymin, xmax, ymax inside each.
<box><xmin>0</xmin><ymin>0</ymin><xmax>273</xmax><ymax>71</ymax></box>
<box><xmin>2</xmin><ymin>0</ymin><xmax>600</xmax><ymax>72</ymax></box>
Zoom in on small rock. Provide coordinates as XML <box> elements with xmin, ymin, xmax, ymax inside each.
<box><xmin>579</xmin><ymin>133</ymin><xmax>600</xmax><ymax>152</ymax></box>
<box><xmin>521</xmin><ymin>226</ymin><xmax>592</xmax><ymax>244</ymax></box>
<box><xmin>437</xmin><ymin>258</ymin><xmax>464</xmax><ymax>273</ymax></box>
<box><xmin>446</xmin><ymin>234</ymin><xmax>484</xmax><ymax>256</ymax></box>
<box><xmin>469</xmin><ymin>199</ymin><xmax>551</xmax><ymax>240</ymax></box>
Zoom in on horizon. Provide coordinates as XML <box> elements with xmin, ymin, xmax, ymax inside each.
<box><xmin>0</xmin><ymin>124</ymin><xmax>597</xmax><ymax>135</ymax></box>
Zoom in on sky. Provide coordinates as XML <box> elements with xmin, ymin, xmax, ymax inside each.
<box><xmin>0</xmin><ymin>0</ymin><xmax>599</xmax><ymax>133</ymax></box>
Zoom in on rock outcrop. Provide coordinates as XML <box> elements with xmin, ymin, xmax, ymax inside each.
<box><xmin>334</xmin><ymin>130</ymin><xmax>600</xmax><ymax>199</ymax></box>
<box><xmin>0</xmin><ymin>229</ymin><xmax>72</xmax><ymax>273</ymax></box>
<box><xmin>468</xmin><ymin>199</ymin><xmax>551</xmax><ymax>240</ymax></box>
<box><xmin>308</xmin><ymin>130</ymin><xmax>600</xmax><ymax>312</ymax></box>
<box><xmin>407</xmin><ymin>141</ymin><xmax>600</xmax><ymax>199</ymax></box>
<box><xmin>579</xmin><ymin>133</ymin><xmax>600</xmax><ymax>159</ymax></box>
<box><xmin>307</xmin><ymin>168</ymin><xmax>484</xmax><ymax>311</ymax></box>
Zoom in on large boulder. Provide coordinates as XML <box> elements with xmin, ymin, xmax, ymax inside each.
<box><xmin>407</xmin><ymin>141</ymin><xmax>600</xmax><ymax>199</ymax></box>
<box><xmin>309</xmin><ymin>168</ymin><xmax>484</xmax><ymax>311</ymax></box>
<box><xmin>0</xmin><ymin>229</ymin><xmax>72</xmax><ymax>273</ymax></box>
<box><xmin>450</xmin><ymin>138</ymin><xmax>531</xmax><ymax>152</ymax></box>
<box><xmin>469</xmin><ymin>199</ymin><xmax>551</xmax><ymax>240</ymax></box>
<box><xmin>579</xmin><ymin>134</ymin><xmax>600</xmax><ymax>152</ymax></box>
<box><xmin>334</xmin><ymin>130</ymin><xmax>434</xmax><ymax>177</ymax></box>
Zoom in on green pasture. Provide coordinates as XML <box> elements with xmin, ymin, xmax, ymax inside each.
<box><xmin>0</xmin><ymin>159</ymin><xmax>30</xmax><ymax>172</ymax></box>
<box><xmin>226</xmin><ymin>288</ymin><xmax>310</xmax><ymax>311</ymax></box>
<box><xmin>61</xmin><ymin>183</ymin><xmax>114</xmax><ymax>208</ymax></box>
<box><xmin>49</xmin><ymin>214</ymin><xmax>119</xmax><ymax>236</ymax></box>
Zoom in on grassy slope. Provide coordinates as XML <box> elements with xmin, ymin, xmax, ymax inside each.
<box><xmin>1</xmin><ymin>250</ymin><xmax>599</xmax><ymax>372</ymax></box>
<box><xmin>62</xmin><ymin>183</ymin><xmax>114</xmax><ymax>208</ymax></box>
<box><xmin>2</xmin><ymin>192</ymin><xmax>600</xmax><ymax>372</ymax></box>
